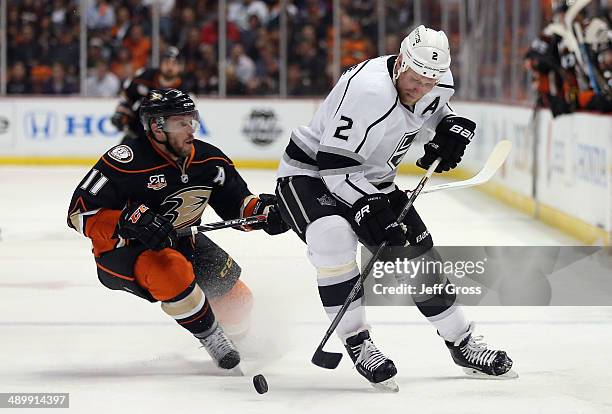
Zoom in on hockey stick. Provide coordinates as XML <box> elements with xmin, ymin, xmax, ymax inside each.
<box><xmin>176</xmin><ymin>215</ymin><xmax>267</xmax><ymax>238</ymax></box>
<box><xmin>311</xmin><ymin>158</ymin><xmax>441</xmax><ymax>369</ymax></box>
<box><xmin>573</xmin><ymin>22</ymin><xmax>611</xmax><ymax>95</ymax></box>
<box><xmin>421</xmin><ymin>140</ymin><xmax>512</xmax><ymax>195</ymax></box>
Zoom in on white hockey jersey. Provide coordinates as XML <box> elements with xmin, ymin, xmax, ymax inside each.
<box><xmin>276</xmin><ymin>55</ymin><xmax>456</xmax><ymax>206</ymax></box>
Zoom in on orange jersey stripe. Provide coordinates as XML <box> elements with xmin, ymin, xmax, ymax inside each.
<box><xmin>191</xmin><ymin>157</ymin><xmax>234</xmax><ymax>166</ymax></box>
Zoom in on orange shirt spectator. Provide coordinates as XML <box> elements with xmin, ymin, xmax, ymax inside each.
<box><xmin>123</xmin><ymin>24</ymin><xmax>151</xmax><ymax>71</ymax></box>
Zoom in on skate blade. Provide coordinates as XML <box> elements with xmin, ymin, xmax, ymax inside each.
<box><xmin>370</xmin><ymin>378</ymin><xmax>400</xmax><ymax>393</ymax></box>
<box><xmin>462</xmin><ymin>367</ymin><xmax>519</xmax><ymax>379</ymax></box>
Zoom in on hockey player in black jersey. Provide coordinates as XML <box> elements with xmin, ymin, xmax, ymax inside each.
<box><xmin>111</xmin><ymin>46</ymin><xmax>192</xmax><ymax>144</ymax></box>
<box><xmin>276</xmin><ymin>25</ymin><xmax>515</xmax><ymax>391</ymax></box>
<box><xmin>68</xmin><ymin>88</ymin><xmax>288</xmax><ymax>370</ymax></box>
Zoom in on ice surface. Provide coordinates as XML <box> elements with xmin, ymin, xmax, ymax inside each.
<box><xmin>1</xmin><ymin>167</ymin><xmax>610</xmax><ymax>413</ymax></box>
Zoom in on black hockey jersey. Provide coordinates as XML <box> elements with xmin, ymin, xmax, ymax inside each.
<box><xmin>67</xmin><ymin>137</ymin><xmax>252</xmax><ymax>257</ymax></box>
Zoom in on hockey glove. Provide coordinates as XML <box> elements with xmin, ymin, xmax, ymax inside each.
<box><xmin>117</xmin><ymin>204</ymin><xmax>178</xmax><ymax>251</ymax></box>
<box><xmin>417</xmin><ymin>116</ymin><xmax>476</xmax><ymax>173</ymax></box>
<box><xmin>349</xmin><ymin>194</ymin><xmax>406</xmax><ymax>247</ymax></box>
<box><xmin>242</xmin><ymin>194</ymin><xmax>290</xmax><ymax>235</ymax></box>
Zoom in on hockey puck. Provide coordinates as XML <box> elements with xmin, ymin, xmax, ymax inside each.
<box><xmin>253</xmin><ymin>374</ymin><xmax>268</xmax><ymax>394</ymax></box>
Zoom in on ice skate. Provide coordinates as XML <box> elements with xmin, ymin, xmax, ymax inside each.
<box><xmin>344</xmin><ymin>330</ymin><xmax>399</xmax><ymax>392</ymax></box>
<box><xmin>198</xmin><ymin>323</ymin><xmax>241</xmax><ymax>370</ymax></box>
<box><xmin>445</xmin><ymin>322</ymin><xmax>518</xmax><ymax>379</ymax></box>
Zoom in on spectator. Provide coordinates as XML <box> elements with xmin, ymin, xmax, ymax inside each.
<box><xmin>86</xmin><ymin>0</ymin><xmax>116</xmax><ymax>31</ymax></box>
<box><xmin>181</xmin><ymin>26</ymin><xmax>205</xmax><ymax>73</ymax></box>
<box><xmin>110</xmin><ymin>48</ymin><xmax>134</xmax><ymax>83</ymax></box>
<box><xmin>385</xmin><ymin>34</ymin><xmax>400</xmax><ymax>55</ymax></box>
<box><xmin>42</xmin><ymin>62</ymin><xmax>77</xmax><ymax>95</ymax></box>
<box><xmin>86</xmin><ymin>60</ymin><xmax>120</xmax><ymax>97</ymax></box>
<box><xmin>195</xmin><ymin>44</ymin><xmax>219</xmax><ymax>94</ymax></box>
<box><xmin>174</xmin><ymin>6</ymin><xmax>197</xmax><ymax>48</ymax></box>
<box><xmin>253</xmin><ymin>44</ymin><xmax>279</xmax><ymax>94</ymax></box>
<box><xmin>111</xmin><ymin>7</ymin><xmax>132</xmax><ymax>46</ymax></box>
<box><xmin>142</xmin><ymin>0</ymin><xmax>175</xmax><ymax>40</ymax></box>
<box><xmin>50</xmin><ymin>0</ymin><xmax>72</xmax><ymax>29</ymax></box>
<box><xmin>123</xmin><ymin>24</ymin><xmax>151</xmax><ymax>70</ymax></box>
<box><xmin>7</xmin><ymin>62</ymin><xmax>32</xmax><ymax>95</ymax></box>
<box><xmin>200</xmin><ymin>17</ymin><xmax>241</xmax><ymax>48</ymax></box>
<box><xmin>241</xmin><ymin>14</ymin><xmax>262</xmax><ymax>60</ymax></box>
<box><xmin>48</xmin><ymin>30</ymin><xmax>80</xmax><ymax>72</ymax></box>
<box><xmin>336</xmin><ymin>13</ymin><xmax>374</xmax><ymax>70</ymax></box>
<box><xmin>228</xmin><ymin>0</ymin><xmax>269</xmax><ymax>31</ymax></box>
<box><xmin>228</xmin><ymin>44</ymin><xmax>256</xmax><ymax>88</ymax></box>
<box><xmin>287</xmin><ymin>63</ymin><xmax>309</xmax><ymax>95</ymax></box>
<box><xmin>9</xmin><ymin>24</ymin><xmax>40</xmax><ymax>65</ymax></box>
<box><xmin>291</xmin><ymin>24</ymin><xmax>327</xmax><ymax>94</ymax></box>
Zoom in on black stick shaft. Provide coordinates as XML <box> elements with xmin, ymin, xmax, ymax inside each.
<box><xmin>176</xmin><ymin>215</ymin><xmax>267</xmax><ymax>238</ymax></box>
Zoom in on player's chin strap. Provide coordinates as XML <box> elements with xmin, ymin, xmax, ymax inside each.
<box><xmin>150</xmin><ymin>126</ymin><xmax>183</xmax><ymax>159</ymax></box>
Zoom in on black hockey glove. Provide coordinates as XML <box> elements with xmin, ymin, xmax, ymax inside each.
<box><xmin>245</xmin><ymin>194</ymin><xmax>290</xmax><ymax>235</ymax></box>
<box><xmin>117</xmin><ymin>204</ymin><xmax>178</xmax><ymax>251</ymax></box>
<box><xmin>417</xmin><ymin>116</ymin><xmax>476</xmax><ymax>173</ymax></box>
<box><xmin>349</xmin><ymin>194</ymin><xmax>406</xmax><ymax>247</ymax></box>
<box><xmin>111</xmin><ymin>111</ymin><xmax>130</xmax><ymax>131</ymax></box>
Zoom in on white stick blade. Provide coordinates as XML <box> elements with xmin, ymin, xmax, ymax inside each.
<box><xmin>422</xmin><ymin>140</ymin><xmax>512</xmax><ymax>194</ymax></box>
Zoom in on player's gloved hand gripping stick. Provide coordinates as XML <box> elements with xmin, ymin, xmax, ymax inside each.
<box><xmin>311</xmin><ymin>158</ymin><xmax>441</xmax><ymax>369</ymax></box>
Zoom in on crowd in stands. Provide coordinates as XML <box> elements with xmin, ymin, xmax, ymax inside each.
<box><xmin>8</xmin><ymin>0</ymin><xmax>608</xmax><ymax>112</ymax></box>
<box><xmin>5</xmin><ymin>0</ymin><xmax>402</xmax><ymax>97</ymax></box>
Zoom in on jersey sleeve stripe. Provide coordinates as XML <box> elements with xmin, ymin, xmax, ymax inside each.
<box><xmin>290</xmin><ymin>132</ymin><xmax>317</xmax><ymax>160</ymax></box>
<box><xmin>317</xmin><ymin>151</ymin><xmax>364</xmax><ymax>176</ymax></box>
<box><xmin>320</xmin><ymin>165</ymin><xmax>365</xmax><ymax>176</ymax></box>
<box><xmin>282</xmin><ymin>153</ymin><xmax>319</xmax><ymax>171</ymax></box>
<box><xmin>355</xmin><ymin>96</ymin><xmax>399</xmax><ymax>153</ymax></box>
<box><xmin>333</xmin><ymin>59</ymin><xmax>371</xmax><ymax>117</ymax></box>
<box><xmin>318</xmin><ymin>145</ymin><xmax>366</xmax><ymax>164</ymax></box>
<box><xmin>285</xmin><ymin>138</ymin><xmax>317</xmax><ymax>166</ymax></box>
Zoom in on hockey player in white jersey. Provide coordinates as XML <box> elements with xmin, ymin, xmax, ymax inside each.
<box><xmin>276</xmin><ymin>25</ymin><xmax>514</xmax><ymax>391</ymax></box>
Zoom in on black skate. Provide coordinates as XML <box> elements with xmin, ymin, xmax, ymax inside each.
<box><xmin>445</xmin><ymin>323</ymin><xmax>517</xmax><ymax>379</ymax></box>
<box><xmin>344</xmin><ymin>330</ymin><xmax>399</xmax><ymax>392</ymax></box>
<box><xmin>198</xmin><ymin>323</ymin><xmax>241</xmax><ymax>370</ymax></box>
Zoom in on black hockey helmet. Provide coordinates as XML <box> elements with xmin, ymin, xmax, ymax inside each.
<box><xmin>139</xmin><ymin>88</ymin><xmax>198</xmax><ymax>132</ymax></box>
<box><xmin>161</xmin><ymin>46</ymin><xmax>181</xmax><ymax>62</ymax></box>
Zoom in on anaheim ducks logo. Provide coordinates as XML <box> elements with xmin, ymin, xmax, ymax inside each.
<box><xmin>150</xmin><ymin>91</ymin><xmax>163</xmax><ymax>101</ymax></box>
<box><xmin>161</xmin><ymin>186</ymin><xmax>212</xmax><ymax>228</ymax></box>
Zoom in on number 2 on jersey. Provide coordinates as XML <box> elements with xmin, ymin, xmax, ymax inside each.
<box><xmin>333</xmin><ymin>116</ymin><xmax>353</xmax><ymax>140</ymax></box>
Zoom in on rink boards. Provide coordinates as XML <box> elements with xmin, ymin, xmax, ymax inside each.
<box><xmin>0</xmin><ymin>97</ymin><xmax>610</xmax><ymax>244</ymax></box>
